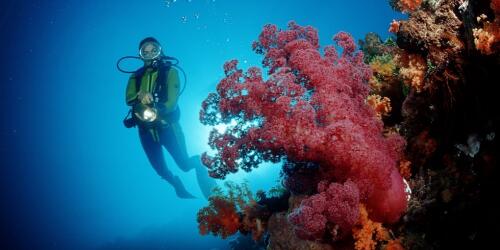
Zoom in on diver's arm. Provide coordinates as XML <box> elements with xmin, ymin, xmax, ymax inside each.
<box><xmin>162</xmin><ymin>68</ymin><xmax>180</xmax><ymax>113</ymax></box>
<box><xmin>126</xmin><ymin>74</ymin><xmax>138</xmax><ymax>106</ymax></box>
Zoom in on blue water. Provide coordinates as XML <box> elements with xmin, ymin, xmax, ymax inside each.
<box><xmin>0</xmin><ymin>0</ymin><xmax>403</xmax><ymax>249</ymax></box>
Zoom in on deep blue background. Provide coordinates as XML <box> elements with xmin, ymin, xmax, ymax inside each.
<box><xmin>0</xmin><ymin>0</ymin><xmax>403</xmax><ymax>249</ymax></box>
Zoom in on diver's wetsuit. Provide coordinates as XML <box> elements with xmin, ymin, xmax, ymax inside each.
<box><xmin>126</xmin><ymin>66</ymin><xmax>214</xmax><ymax>199</ymax></box>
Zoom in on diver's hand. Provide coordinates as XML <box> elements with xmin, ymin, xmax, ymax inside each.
<box><xmin>137</xmin><ymin>90</ymin><xmax>154</xmax><ymax>105</ymax></box>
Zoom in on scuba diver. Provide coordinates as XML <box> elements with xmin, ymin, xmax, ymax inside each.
<box><xmin>120</xmin><ymin>37</ymin><xmax>215</xmax><ymax>199</ymax></box>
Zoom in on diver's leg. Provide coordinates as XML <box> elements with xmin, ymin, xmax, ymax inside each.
<box><xmin>160</xmin><ymin>122</ymin><xmax>217</xmax><ymax>199</ymax></box>
<box><xmin>138</xmin><ymin>128</ymin><xmax>195</xmax><ymax>199</ymax></box>
<box><xmin>138</xmin><ymin>128</ymin><xmax>173</xmax><ymax>180</ymax></box>
<box><xmin>159</xmin><ymin>122</ymin><xmax>194</xmax><ymax>172</ymax></box>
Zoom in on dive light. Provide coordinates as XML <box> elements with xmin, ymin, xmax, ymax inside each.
<box><xmin>134</xmin><ymin>103</ymin><xmax>158</xmax><ymax>123</ymax></box>
<box><xmin>141</xmin><ymin>107</ymin><xmax>157</xmax><ymax>122</ymax></box>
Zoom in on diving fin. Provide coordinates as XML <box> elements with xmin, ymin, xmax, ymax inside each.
<box><xmin>191</xmin><ymin>156</ymin><xmax>218</xmax><ymax>199</ymax></box>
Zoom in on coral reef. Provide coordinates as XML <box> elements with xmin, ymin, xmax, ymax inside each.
<box><xmin>390</xmin><ymin>0</ymin><xmax>423</xmax><ymax>13</ymax></box>
<box><xmin>373</xmin><ymin>0</ymin><xmax>500</xmax><ymax>248</ymax></box>
<box><xmin>197</xmin><ymin>182</ymin><xmax>250</xmax><ymax>239</ymax></box>
<box><xmin>197</xmin><ymin>182</ymin><xmax>289</xmax><ymax>241</ymax></box>
<box><xmin>198</xmin><ymin>21</ymin><xmax>409</xmax><ymax>248</ymax></box>
<box><xmin>352</xmin><ymin>205</ymin><xmax>401</xmax><ymax>250</ymax></box>
<box><xmin>288</xmin><ymin>180</ymin><xmax>360</xmax><ymax>241</ymax></box>
<box><xmin>367</xmin><ymin>94</ymin><xmax>392</xmax><ymax>118</ymax></box>
<box><xmin>267</xmin><ymin>211</ymin><xmax>334</xmax><ymax>250</ymax></box>
<box><xmin>200</xmin><ymin>22</ymin><xmax>408</xmax><ymax>226</ymax></box>
<box><xmin>472</xmin><ymin>1</ymin><xmax>500</xmax><ymax>54</ymax></box>
<box><xmin>198</xmin><ymin>0</ymin><xmax>499</xmax><ymax>248</ymax></box>
<box><xmin>389</xmin><ymin>20</ymin><xmax>401</xmax><ymax>33</ymax></box>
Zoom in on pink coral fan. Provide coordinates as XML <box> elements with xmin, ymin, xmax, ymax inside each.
<box><xmin>200</xmin><ymin>22</ymin><xmax>407</xmax><ymax>224</ymax></box>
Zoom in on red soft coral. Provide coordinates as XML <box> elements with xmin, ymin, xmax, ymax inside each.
<box><xmin>197</xmin><ymin>196</ymin><xmax>241</xmax><ymax>239</ymax></box>
<box><xmin>288</xmin><ymin>180</ymin><xmax>360</xmax><ymax>240</ymax></box>
<box><xmin>389</xmin><ymin>19</ymin><xmax>401</xmax><ymax>33</ymax></box>
<box><xmin>398</xmin><ymin>0</ymin><xmax>422</xmax><ymax>13</ymax></box>
<box><xmin>200</xmin><ymin>22</ymin><xmax>407</xmax><ymax>225</ymax></box>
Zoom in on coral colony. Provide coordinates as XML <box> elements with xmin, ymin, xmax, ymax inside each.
<box><xmin>198</xmin><ymin>0</ymin><xmax>499</xmax><ymax>249</ymax></box>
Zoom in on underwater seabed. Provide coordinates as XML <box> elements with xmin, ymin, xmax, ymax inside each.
<box><xmin>195</xmin><ymin>0</ymin><xmax>499</xmax><ymax>249</ymax></box>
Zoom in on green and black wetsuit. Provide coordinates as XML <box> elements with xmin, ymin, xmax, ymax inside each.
<box><xmin>126</xmin><ymin>66</ymin><xmax>215</xmax><ymax>199</ymax></box>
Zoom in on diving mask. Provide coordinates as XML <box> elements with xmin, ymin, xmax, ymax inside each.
<box><xmin>139</xmin><ymin>41</ymin><xmax>162</xmax><ymax>60</ymax></box>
